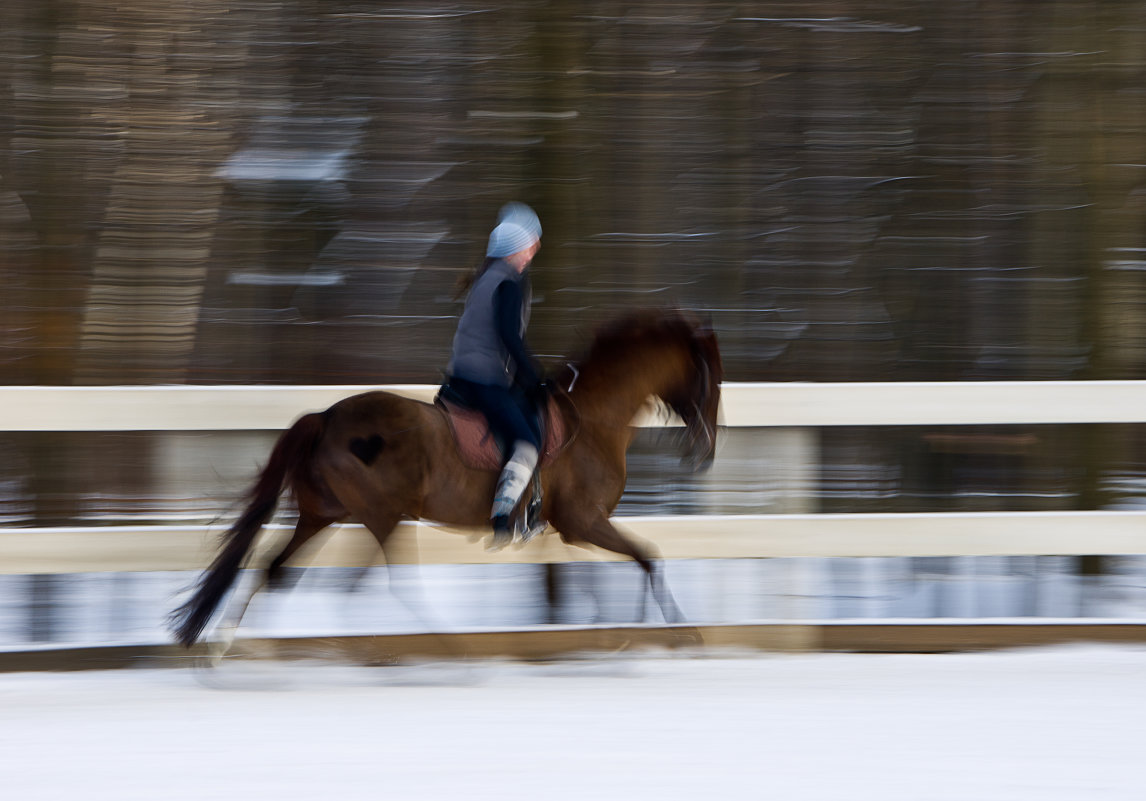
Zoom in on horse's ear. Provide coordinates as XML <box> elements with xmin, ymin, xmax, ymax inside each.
<box><xmin>689</xmin><ymin>311</ymin><xmax>716</xmax><ymax>342</ymax></box>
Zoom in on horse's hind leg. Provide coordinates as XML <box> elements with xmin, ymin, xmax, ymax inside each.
<box><xmin>346</xmin><ymin>506</ymin><xmax>412</xmax><ymax>620</ymax></box>
<box><xmin>207</xmin><ymin>512</ymin><xmax>334</xmax><ymax>663</ymax></box>
<box><xmin>338</xmin><ymin>506</ymin><xmax>465</xmax><ymax>662</ymax></box>
<box><xmin>267</xmin><ymin>513</ymin><xmax>339</xmax><ymax>590</ymax></box>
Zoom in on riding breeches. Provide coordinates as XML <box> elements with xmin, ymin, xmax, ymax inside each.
<box><xmin>446</xmin><ymin>376</ymin><xmax>542</xmax><ymax>456</ymax></box>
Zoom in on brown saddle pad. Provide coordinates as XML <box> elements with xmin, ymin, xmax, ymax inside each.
<box><xmin>438</xmin><ymin>395</ymin><xmax>571</xmax><ymax>472</ymax></box>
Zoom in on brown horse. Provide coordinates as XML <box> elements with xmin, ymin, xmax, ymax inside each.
<box><xmin>170</xmin><ymin>308</ymin><xmax>722</xmax><ymax>648</ymax></box>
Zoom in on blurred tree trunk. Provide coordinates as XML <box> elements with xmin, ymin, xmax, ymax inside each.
<box><xmin>72</xmin><ymin>2</ymin><xmax>237</xmax><ymax>383</ymax></box>
<box><xmin>9</xmin><ymin>0</ymin><xmax>112</xmax><ymax>385</ymax></box>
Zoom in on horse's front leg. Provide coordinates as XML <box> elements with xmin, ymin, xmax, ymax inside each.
<box><xmin>550</xmin><ymin>510</ymin><xmax>685</xmax><ymax>625</ymax></box>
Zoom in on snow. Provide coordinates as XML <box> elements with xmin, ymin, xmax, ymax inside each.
<box><xmin>3</xmin><ymin>646</ymin><xmax>1145</xmax><ymax>800</ymax></box>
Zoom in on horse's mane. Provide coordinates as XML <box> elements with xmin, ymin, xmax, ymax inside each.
<box><xmin>581</xmin><ymin>307</ymin><xmax>703</xmax><ymax>366</ymax></box>
<box><xmin>559</xmin><ymin>307</ymin><xmax>721</xmax><ymax>393</ymax></box>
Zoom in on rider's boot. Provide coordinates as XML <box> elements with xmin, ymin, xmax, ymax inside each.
<box><xmin>489</xmin><ymin>441</ymin><xmax>538</xmax><ymax>551</ymax></box>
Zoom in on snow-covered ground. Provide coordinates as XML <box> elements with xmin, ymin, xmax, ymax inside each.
<box><xmin>3</xmin><ymin>646</ymin><xmax>1145</xmax><ymax>800</ymax></box>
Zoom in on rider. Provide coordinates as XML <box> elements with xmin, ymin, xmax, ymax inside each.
<box><xmin>446</xmin><ymin>202</ymin><xmax>544</xmax><ymax>547</ymax></box>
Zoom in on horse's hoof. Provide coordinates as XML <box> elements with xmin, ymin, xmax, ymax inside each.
<box><xmin>517</xmin><ymin>520</ymin><xmax>548</xmax><ymax>545</ymax></box>
<box><xmin>666</xmin><ymin>626</ymin><xmax>704</xmax><ymax>648</ymax></box>
<box><xmin>199</xmin><ymin>643</ymin><xmax>229</xmax><ymax>670</ymax></box>
<box><xmin>192</xmin><ymin>655</ymin><xmax>219</xmax><ymax>672</ymax></box>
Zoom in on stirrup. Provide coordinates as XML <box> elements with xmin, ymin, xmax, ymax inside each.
<box><xmin>518</xmin><ymin>519</ymin><xmax>546</xmax><ymax>545</ymax></box>
<box><xmin>519</xmin><ymin>475</ymin><xmax>545</xmax><ymax>543</ymax></box>
<box><xmin>519</xmin><ymin>496</ymin><xmax>545</xmax><ymax>543</ymax></box>
<box><xmin>486</xmin><ymin>509</ymin><xmax>543</xmax><ymax>552</ymax></box>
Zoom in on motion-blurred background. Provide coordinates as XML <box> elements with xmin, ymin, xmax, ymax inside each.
<box><xmin>3</xmin><ymin>3</ymin><xmax>1146</xmax><ymax>645</ymax></box>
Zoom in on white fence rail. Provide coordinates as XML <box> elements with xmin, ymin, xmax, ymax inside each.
<box><xmin>2</xmin><ymin>382</ymin><xmax>1144</xmax><ymax>575</ymax></box>
<box><xmin>2</xmin><ymin>380</ymin><xmax>1146</xmax><ymax>430</ymax></box>
<box><xmin>3</xmin><ymin>511</ymin><xmax>1146</xmax><ymax>575</ymax></box>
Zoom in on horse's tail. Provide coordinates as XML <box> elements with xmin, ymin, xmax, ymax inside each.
<box><xmin>169</xmin><ymin>412</ymin><xmax>326</xmax><ymax>647</ymax></box>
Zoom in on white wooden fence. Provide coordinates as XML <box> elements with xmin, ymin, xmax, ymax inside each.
<box><xmin>3</xmin><ymin>381</ymin><xmax>1146</xmax><ymax>430</ymax></box>
<box><xmin>2</xmin><ymin>381</ymin><xmax>1145</xmax><ymax>575</ymax></box>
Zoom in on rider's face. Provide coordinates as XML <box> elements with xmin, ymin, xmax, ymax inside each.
<box><xmin>506</xmin><ymin>239</ymin><xmax>540</xmax><ymax>272</ymax></box>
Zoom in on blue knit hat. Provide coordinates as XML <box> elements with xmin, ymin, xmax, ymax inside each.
<box><xmin>486</xmin><ymin>202</ymin><xmax>541</xmax><ymax>258</ymax></box>
<box><xmin>498</xmin><ymin>202</ymin><xmax>541</xmax><ymax>238</ymax></box>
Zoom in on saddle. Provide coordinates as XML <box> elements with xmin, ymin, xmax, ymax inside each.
<box><xmin>435</xmin><ymin>386</ymin><xmax>574</xmax><ymax>472</ymax></box>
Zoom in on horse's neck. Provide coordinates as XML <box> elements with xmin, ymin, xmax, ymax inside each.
<box><xmin>572</xmin><ymin>346</ymin><xmax>684</xmax><ymax>426</ymax></box>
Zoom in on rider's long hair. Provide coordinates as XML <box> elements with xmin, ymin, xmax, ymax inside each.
<box><xmin>454</xmin><ymin>256</ymin><xmax>497</xmax><ymax>300</ymax></box>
